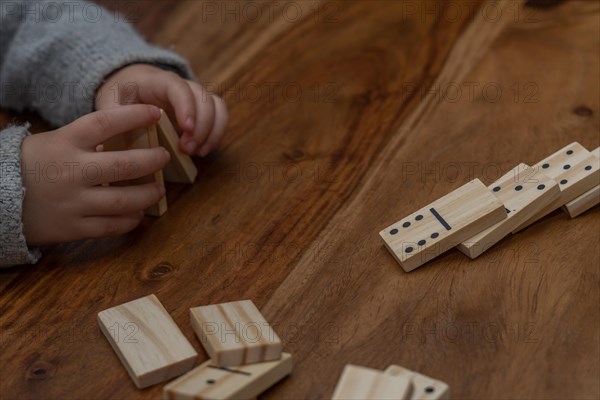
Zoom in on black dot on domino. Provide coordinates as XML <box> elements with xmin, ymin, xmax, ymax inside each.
<box><xmin>492</xmin><ymin>186</ymin><xmax>501</xmax><ymax>192</ymax></box>
<box><xmin>542</xmin><ymin>163</ymin><xmax>550</xmax><ymax>169</ymax></box>
<box><xmin>537</xmin><ymin>184</ymin><xmax>545</xmax><ymax>190</ymax></box>
<box><xmin>585</xmin><ymin>165</ymin><xmax>592</xmax><ymax>171</ymax></box>
<box><xmin>405</xmin><ymin>247</ymin><xmax>414</xmax><ymax>253</ymax></box>
<box><xmin>431</xmin><ymin>232</ymin><xmax>439</xmax><ymax>239</ymax></box>
<box><xmin>563</xmin><ymin>164</ymin><xmax>571</xmax><ymax>170</ymax></box>
<box><xmin>418</xmin><ymin>240</ymin><xmax>426</xmax><ymax>246</ymax></box>
<box><xmin>402</xmin><ymin>222</ymin><xmax>411</xmax><ymax>228</ymax></box>
<box><xmin>425</xmin><ymin>386</ymin><xmax>435</xmax><ymax>393</ymax></box>
<box><xmin>390</xmin><ymin>228</ymin><xmax>398</xmax><ymax>235</ymax></box>
<box><xmin>415</xmin><ymin>214</ymin><xmax>423</xmax><ymax>221</ymax></box>
<box><xmin>515</xmin><ymin>185</ymin><xmax>523</xmax><ymax>191</ymax></box>
<box><xmin>567</xmin><ymin>149</ymin><xmax>574</xmax><ymax>155</ymax></box>
<box><xmin>560</xmin><ymin>179</ymin><xmax>568</xmax><ymax>185</ymax></box>
<box><xmin>206</xmin><ymin>379</ymin><xmax>216</xmax><ymax>384</ymax></box>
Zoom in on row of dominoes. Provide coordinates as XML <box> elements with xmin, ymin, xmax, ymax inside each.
<box><xmin>98</xmin><ymin>296</ymin><xmax>291</xmax><ymax>399</ymax></box>
<box><xmin>332</xmin><ymin>364</ymin><xmax>449</xmax><ymax>400</ymax></box>
<box><xmin>103</xmin><ymin>110</ymin><xmax>198</xmax><ymax>216</ymax></box>
<box><xmin>380</xmin><ymin>142</ymin><xmax>600</xmax><ymax>271</ymax></box>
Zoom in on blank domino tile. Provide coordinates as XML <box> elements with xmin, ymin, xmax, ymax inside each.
<box><xmin>457</xmin><ymin>164</ymin><xmax>560</xmax><ymax>258</ymax></box>
<box><xmin>163</xmin><ymin>353</ymin><xmax>292</xmax><ymax>400</ymax></box>
<box><xmin>513</xmin><ymin>142</ymin><xmax>600</xmax><ymax>232</ymax></box>
<box><xmin>98</xmin><ymin>294</ymin><xmax>198</xmax><ymax>389</ymax></box>
<box><xmin>157</xmin><ymin>109</ymin><xmax>198</xmax><ymax>184</ymax></box>
<box><xmin>385</xmin><ymin>365</ymin><xmax>449</xmax><ymax>400</ymax></box>
<box><xmin>103</xmin><ymin>125</ymin><xmax>168</xmax><ymax>216</ymax></box>
<box><xmin>331</xmin><ymin>365</ymin><xmax>413</xmax><ymax>400</ymax></box>
<box><xmin>190</xmin><ymin>300</ymin><xmax>282</xmax><ymax>367</ymax></box>
<box><xmin>563</xmin><ymin>147</ymin><xmax>600</xmax><ymax>218</ymax></box>
<box><xmin>379</xmin><ymin>179</ymin><xmax>507</xmax><ymax>271</ymax></box>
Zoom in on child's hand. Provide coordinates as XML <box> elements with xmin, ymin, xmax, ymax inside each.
<box><xmin>21</xmin><ymin>105</ymin><xmax>170</xmax><ymax>245</ymax></box>
<box><xmin>95</xmin><ymin>64</ymin><xmax>228</xmax><ymax>157</ymax></box>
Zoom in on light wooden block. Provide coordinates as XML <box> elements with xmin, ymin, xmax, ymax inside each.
<box><xmin>385</xmin><ymin>365</ymin><xmax>449</xmax><ymax>400</ymax></box>
<box><xmin>331</xmin><ymin>365</ymin><xmax>413</xmax><ymax>400</ymax></box>
<box><xmin>457</xmin><ymin>164</ymin><xmax>560</xmax><ymax>258</ymax></box>
<box><xmin>513</xmin><ymin>142</ymin><xmax>600</xmax><ymax>232</ymax></box>
<box><xmin>97</xmin><ymin>294</ymin><xmax>198</xmax><ymax>389</ymax></box>
<box><xmin>103</xmin><ymin>125</ymin><xmax>168</xmax><ymax>216</ymax></box>
<box><xmin>163</xmin><ymin>352</ymin><xmax>292</xmax><ymax>400</ymax></box>
<box><xmin>190</xmin><ymin>300</ymin><xmax>282</xmax><ymax>367</ymax></box>
<box><xmin>563</xmin><ymin>147</ymin><xmax>600</xmax><ymax>218</ymax></box>
<box><xmin>157</xmin><ymin>109</ymin><xmax>198</xmax><ymax>184</ymax></box>
<box><xmin>379</xmin><ymin>179</ymin><xmax>507</xmax><ymax>272</ymax></box>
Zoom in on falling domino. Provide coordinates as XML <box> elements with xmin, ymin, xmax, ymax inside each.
<box><xmin>190</xmin><ymin>300</ymin><xmax>282</xmax><ymax>367</ymax></box>
<box><xmin>103</xmin><ymin>125</ymin><xmax>168</xmax><ymax>216</ymax></box>
<box><xmin>379</xmin><ymin>179</ymin><xmax>507</xmax><ymax>271</ymax></box>
<box><xmin>331</xmin><ymin>364</ymin><xmax>413</xmax><ymax>400</ymax></box>
<box><xmin>385</xmin><ymin>365</ymin><xmax>449</xmax><ymax>400</ymax></box>
<box><xmin>163</xmin><ymin>353</ymin><xmax>292</xmax><ymax>400</ymax></box>
<box><xmin>562</xmin><ymin>147</ymin><xmax>600</xmax><ymax>218</ymax></box>
<box><xmin>457</xmin><ymin>164</ymin><xmax>560</xmax><ymax>258</ymax></box>
<box><xmin>513</xmin><ymin>142</ymin><xmax>600</xmax><ymax>232</ymax></box>
<box><xmin>97</xmin><ymin>294</ymin><xmax>198</xmax><ymax>389</ymax></box>
<box><xmin>157</xmin><ymin>109</ymin><xmax>198</xmax><ymax>184</ymax></box>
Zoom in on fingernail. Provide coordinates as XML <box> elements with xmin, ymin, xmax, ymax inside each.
<box><xmin>150</xmin><ymin>106</ymin><xmax>161</xmax><ymax>119</ymax></box>
<box><xmin>162</xmin><ymin>147</ymin><xmax>171</xmax><ymax>161</ymax></box>
<box><xmin>199</xmin><ymin>145</ymin><xmax>210</xmax><ymax>157</ymax></box>
<box><xmin>186</xmin><ymin>117</ymin><xmax>194</xmax><ymax>131</ymax></box>
<box><xmin>185</xmin><ymin>140</ymin><xmax>197</xmax><ymax>154</ymax></box>
<box><xmin>159</xmin><ymin>185</ymin><xmax>166</xmax><ymax>196</ymax></box>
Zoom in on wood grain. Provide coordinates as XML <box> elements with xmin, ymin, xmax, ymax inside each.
<box><xmin>1</xmin><ymin>0</ymin><xmax>598</xmax><ymax>399</ymax></box>
<box><xmin>97</xmin><ymin>294</ymin><xmax>198</xmax><ymax>389</ymax></box>
<box><xmin>190</xmin><ymin>300</ymin><xmax>282</xmax><ymax>367</ymax></box>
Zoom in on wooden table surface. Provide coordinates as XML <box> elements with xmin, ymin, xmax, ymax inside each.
<box><xmin>1</xmin><ymin>0</ymin><xmax>599</xmax><ymax>398</ymax></box>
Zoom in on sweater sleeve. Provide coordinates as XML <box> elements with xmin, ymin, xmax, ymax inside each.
<box><xmin>0</xmin><ymin>0</ymin><xmax>195</xmax><ymax>267</ymax></box>
<box><xmin>0</xmin><ymin>0</ymin><xmax>194</xmax><ymax>127</ymax></box>
<box><xmin>0</xmin><ymin>125</ymin><xmax>41</xmax><ymax>268</ymax></box>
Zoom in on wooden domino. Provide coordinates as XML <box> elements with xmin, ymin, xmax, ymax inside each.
<box><xmin>103</xmin><ymin>125</ymin><xmax>168</xmax><ymax>216</ymax></box>
<box><xmin>385</xmin><ymin>365</ymin><xmax>449</xmax><ymax>400</ymax></box>
<box><xmin>379</xmin><ymin>179</ymin><xmax>507</xmax><ymax>272</ymax></box>
<box><xmin>563</xmin><ymin>147</ymin><xmax>600</xmax><ymax>218</ymax></box>
<box><xmin>190</xmin><ymin>300</ymin><xmax>282</xmax><ymax>367</ymax></box>
<box><xmin>331</xmin><ymin>364</ymin><xmax>413</xmax><ymax>400</ymax></box>
<box><xmin>157</xmin><ymin>109</ymin><xmax>198</xmax><ymax>184</ymax></box>
<box><xmin>97</xmin><ymin>294</ymin><xmax>198</xmax><ymax>389</ymax></box>
<box><xmin>163</xmin><ymin>352</ymin><xmax>292</xmax><ymax>400</ymax></box>
<box><xmin>457</xmin><ymin>164</ymin><xmax>560</xmax><ymax>258</ymax></box>
<box><xmin>513</xmin><ymin>142</ymin><xmax>600</xmax><ymax>232</ymax></box>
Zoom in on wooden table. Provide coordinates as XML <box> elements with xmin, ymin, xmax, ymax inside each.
<box><xmin>1</xmin><ymin>0</ymin><xmax>599</xmax><ymax>398</ymax></box>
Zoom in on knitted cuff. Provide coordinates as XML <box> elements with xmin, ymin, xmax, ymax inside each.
<box><xmin>0</xmin><ymin>125</ymin><xmax>41</xmax><ymax>268</ymax></box>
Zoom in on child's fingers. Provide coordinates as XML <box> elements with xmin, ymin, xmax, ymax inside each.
<box><xmin>65</xmin><ymin>105</ymin><xmax>161</xmax><ymax>149</ymax></box>
<box><xmin>180</xmin><ymin>81</ymin><xmax>216</xmax><ymax>155</ymax></box>
<box><xmin>198</xmin><ymin>95</ymin><xmax>229</xmax><ymax>157</ymax></box>
<box><xmin>78</xmin><ymin>212</ymin><xmax>144</xmax><ymax>239</ymax></box>
<box><xmin>140</xmin><ymin>72</ymin><xmax>197</xmax><ymax>136</ymax></box>
<box><xmin>89</xmin><ymin>147</ymin><xmax>170</xmax><ymax>185</ymax></box>
<box><xmin>80</xmin><ymin>183</ymin><xmax>165</xmax><ymax>216</ymax></box>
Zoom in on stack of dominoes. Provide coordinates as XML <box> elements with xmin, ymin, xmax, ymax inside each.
<box><xmin>103</xmin><ymin>110</ymin><xmax>198</xmax><ymax>216</ymax></box>
<box><xmin>379</xmin><ymin>142</ymin><xmax>600</xmax><ymax>272</ymax></box>
<box><xmin>98</xmin><ymin>296</ymin><xmax>291</xmax><ymax>399</ymax></box>
<box><xmin>332</xmin><ymin>364</ymin><xmax>449</xmax><ymax>400</ymax></box>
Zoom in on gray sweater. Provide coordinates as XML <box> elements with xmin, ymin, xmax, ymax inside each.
<box><xmin>0</xmin><ymin>0</ymin><xmax>193</xmax><ymax>267</ymax></box>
